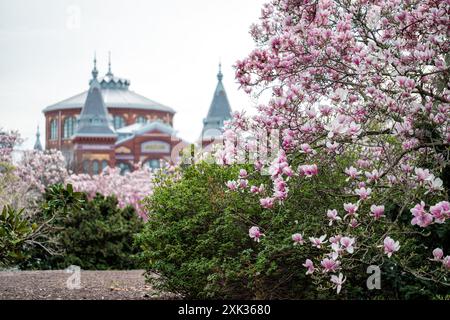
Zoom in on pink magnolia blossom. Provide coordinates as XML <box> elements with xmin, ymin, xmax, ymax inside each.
<box><xmin>414</xmin><ymin>168</ymin><xmax>433</xmax><ymax>183</ymax></box>
<box><xmin>326</xmin><ymin>141</ymin><xmax>340</xmax><ymax>153</ymax></box>
<box><xmin>426</xmin><ymin>177</ymin><xmax>444</xmax><ymax>194</ymax></box>
<box><xmin>383</xmin><ymin>236</ymin><xmax>400</xmax><ymax>258</ymax></box>
<box><xmin>325</xmin><ymin>119</ymin><xmax>347</xmax><ymax>139</ymax></box>
<box><xmin>331</xmin><ymin>273</ymin><xmax>346</xmax><ymax>294</ymax></box>
<box><xmin>329</xmin><ymin>235</ymin><xmax>342</xmax><ymax>244</ymax></box>
<box><xmin>254</xmin><ymin>160</ymin><xmax>263</xmax><ymax>171</ymax></box>
<box><xmin>370</xmin><ymin>205</ymin><xmax>385</xmax><ymax>220</ymax></box>
<box><xmin>348</xmin><ymin>218</ymin><xmax>359</xmax><ymax>228</ymax></box>
<box><xmin>330</xmin><ymin>242</ymin><xmax>342</xmax><ymax>260</ymax></box>
<box><xmin>226</xmin><ymin>180</ymin><xmax>238</xmax><ymax>191</ymax></box>
<box><xmin>321</xmin><ymin>258</ymin><xmax>340</xmax><ymax>273</ymax></box>
<box><xmin>299</xmin><ymin>143</ymin><xmax>314</xmax><ymax>154</ymax></box>
<box><xmin>239</xmin><ymin>169</ymin><xmax>248</xmax><ymax>178</ymax></box>
<box><xmin>250</xmin><ymin>184</ymin><xmax>265</xmax><ymax>194</ymax></box>
<box><xmin>347</xmin><ymin>122</ymin><xmax>362</xmax><ymax>138</ymax></box>
<box><xmin>443</xmin><ymin>256</ymin><xmax>450</xmax><ymax>270</ymax></box>
<box><xmin>344</xmin><ymin>166</ymin><xmax>360</xmax><ymax>180</ymax></box>
<box><xmin>303</xmin><ymin>259</ymin><xmax>315</xmax><ymax>275</ymax></box>
<box><xmin>67</xmin><ymin>165</ymin><xmax>154</xmax><ymax>219</ymax></box>
<box><xmin>273</xmin><ymin>177</ymin><xmax>289</xmax><ymax>200</ymax></box>
<box><xmin>309</xmin><ymin>235</ymin><xmax>327</xmax><ymax>249</ymax></box>
<box><xmin>365</xmin><ymin>169</ymin><xmax>380</xmax><ymax>183</ymax></box>
<box><xmin>326</xmin><ymin>209</ymin><xmax>341</xmax><ymax>226</ymax></box>
<box><xmin>298</xmin><ymin>164</ymin><xmax>318</xmax><ymax>178</ymax></box>
<box><xmin>291</xmin><ymin>233</ymin><xmax>304</xmax><ymax>245</ymax></box>
<box><xmin>429</xmin><ymin>201</ymin><xmax>450</xmax><ymax>224</ymax></box>
<box><xmin>355</xmin><ymin>187</ymin><xmax>372</xmax><ymax>200</ymax></box>
<box><xmin>268</xmin><ymin>150</ymin><xmax>292</xmax><ymax>179</ymax></box>
<box><xmin>238</xmin><ymin>179</ymin><xmax>248</xmax><ymax>189</ymax></box>
<box><xmin>432</xmin><ymin>248</ymin><xmax>444</xmax><ymax>261</ymax></box>
<box><xmin>343</xmin><ymin>203</ymin><xmax>358</xmax><ymax>217</ymax></box>
<box><xmin>249</xmin><ymin>226</ymin><xmax>264</xmax><ymax>242</ymax></box>
<box><xmin>319</xmin><ymin>105</ymin><xmax>332</xmax><ymax>116</ymax></box>
<box><xmin>410</xmin><ymin>201</ymin><xmax>433</xmax><ymax>228</ymax></box>
<box><xmin>357</xmin><ymin>159</ymin><xmax>371</xmax><ymax>169</ymax></box>
<box><xmin>282</xmin><ymin>165</ymin><xmax>294</xmax><ymax>177</ymax></box>
<box><xmin>340</xmin><ymin>236</ymin><xmax>356</xmax><ymax>254</ymax></box>
<box><xmin>260</xmin><ymin>197</ymin><xmax>275</xmax><ymax>209</ymax></box>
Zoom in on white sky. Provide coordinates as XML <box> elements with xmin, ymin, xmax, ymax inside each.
<box><xmin>0</xmin><ymin>0</ymin><xmax>266</xmax><ymax>149</ymax></box>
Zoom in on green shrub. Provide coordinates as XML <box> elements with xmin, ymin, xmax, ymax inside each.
<box><xmin>0</xmin><ymin>205</ymin><xmax>35</xmax><ymax>268</ymax></box>
<box><xmin>135</xmin><ymin>162</ymin><xmax>319</xmax><ymax>299</ymax></box>
<box><xmin>23</xmin><ymin>184</ymin><xmax>144</xmax><ymax>270</ymax></box>
<box><xmin>135</xmin><ymin>162</ymin><xmax>450</xmax><ymax>299</ymax></box>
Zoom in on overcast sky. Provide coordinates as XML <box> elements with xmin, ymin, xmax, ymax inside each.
<box><xmin>0</xmin><ymin>0</ymin><xmax>265</xmax><ymax>149</ymax></box>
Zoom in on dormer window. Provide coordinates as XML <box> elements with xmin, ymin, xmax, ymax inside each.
<box><xmin>113</xmin><ymin>115</ymin><xmax>125</xmax><ymax>129</ymax></box>
<box><xmin>63</xmin><ymin>117</ymin><xmax>76</xmax><ymax>138</ymax></box>
<box><xmin>136</xmin><ymin>116</ymin><xmax>147</xmax><ymax>124</ymax></box>
<box><xmin>50</xmin><ymin>119</ymin><xmax>58</xmax><ymax>140</ymax></box>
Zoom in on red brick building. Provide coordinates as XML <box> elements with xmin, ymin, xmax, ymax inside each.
<box><xmin>42</xmin><ymin>57</ymin><xmax>185</xmax><ymax>174</ymax></box>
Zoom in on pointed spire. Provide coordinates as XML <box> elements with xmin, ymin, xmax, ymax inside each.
<box><xmin>91</xmin><ymin>52</ymin><xmax>98</xmax><ymax>80</ymax></box>
<box><xmin>106</xmin><ymin>51</ymin><xmax>113</xmax><ymax>76</ymax></box>
<box><xmin>201</xmin><ymin>64</ymin><xmax>232</xmax><ymax>139</ymax></box>
<box><xmin>74</xmin><ymin>76</ymin><xmax>116</xmax><ymax>138</ymax></box>
<box><xmin>33</xmin><ymin>125</ymin><xmax>43</xmax><ymax>151</ymax></box>
<box><xmin>217</xmin><ymin>62</ymin><xmax>223</xmax><ymax>82</ymax></box>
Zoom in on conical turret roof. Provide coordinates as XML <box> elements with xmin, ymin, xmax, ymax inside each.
<box><xmin>202</xmin><ymin>64</ymin><xmax>232</xmax><ymax>139</ymax></box>
<box><xmin>73</xmin><ymin>74</ymin><xmax>116</xmax><ymax>138</ymax></box>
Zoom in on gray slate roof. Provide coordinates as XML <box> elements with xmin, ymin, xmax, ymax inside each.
<box><xmin>33</xmin><ymin>126</ymin><xmax>43</xmax><ymax>151</ymax></box>
<box><xmin>43</xmin><ymin>76</ymin><xmax>175</xmax><ymax>114</ymax></box>
<box><xmin>73</xmin><ymin>79</ymin><xmax>117</xmax><ymax>138</ymax></box>
<box><xmin>202</xmin><ymin>66</ymin><xmax>232</xmax><ymax>138</ymax></box>
<box><xmin>116</xmin><ymin>120</ymin><xmax>176</xmax><ymax>145</ymax></box>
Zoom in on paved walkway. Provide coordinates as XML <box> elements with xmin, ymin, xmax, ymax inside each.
<box><xmin>0</xmin><ymin>269</ymin><xmax>169</xmax><ymax>300</ymax></box>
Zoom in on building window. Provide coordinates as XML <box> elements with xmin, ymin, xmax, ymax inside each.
<box><xmin>113</xmin><ymin>115</ymin><xmax>125</xmax><ymax>129</ymax></box>
<box><xmin>50</xmin><ymin>119</ymin><xmax>58</xmax><ymax>140</ymax></box>
<box><xmin>82</xmin><ymin>160</ymin><xmax>90</xmax><ymax>174</ymax></box>
<box><xmin>92</xmin><ymin>160</ymin><xmax>99</xmax><ymax>175</ymax></box>
<box><xmin>101</xmin><ymin>160</ymin><xmax>108</xmax><ymax>171</ymax></box>
<box><xmin>63</xmin><ymin>117</ymin><xmax>76</xmax><ymax>138</ymax></box>
<box><xmin>136</xmin><ymin>116</ymin><xmax>147</xmax><ymax>124</ymax></box>
<box><xmin>145</xmin><ymin>159</ymin><xmax>160</xmax><ymax>170</ymax></box>
<box><xmin>118</xmin><ymin>162</ymin><xmax>131</xmax><ymax>175</ymax></box>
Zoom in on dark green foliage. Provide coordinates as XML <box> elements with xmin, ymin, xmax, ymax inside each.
<box><xmin>23</xmin><ymin>184</ymin><xmax>144</xmax><ymax>270</ymax></box>
<box><xmin>136</xmin><ymin>162</ymin><xmax>450</xmax><ymax>299</ymax></box>
<box><xmin>0</xmin><ymin>206</ymin><xmax>34</xmax><ymax>268</ymax></box>
<box><xmin>135</xmin><ymin>162</ymin><xmax>322</xmax><ymax>299</ymax></box>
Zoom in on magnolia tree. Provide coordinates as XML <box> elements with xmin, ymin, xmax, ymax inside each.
<box><xmin>217</xmin><ymin>0</ymin><xmax>449</xmax><ymax>294</ymax></box>
<box><xmin>0</xmin><ymin>129</ymin><xmax>22</xmax><ymax>209</ymax></box>
<box><xmin>1</xmin><ymin>129</ymin><xmax>155</xmax><ymax>219</ymax></box>
<box><xmin>1</xmin><ymin>130</ymin><xmax>61</xmax><ymax>210</ymax></box>
<box><xmin>66</xmin><ymin>165</ymin><xmax>155</xmax><ymax>219</ymax></box>
<box><xmin>18</xmin><ymin>149</ymin><xmax>68</xmax><ymax>193</ymax></box>
<box><xmin>1</xmin><ymin>130</ymin><xmax>68</xmax><ymax>213</ymax></box>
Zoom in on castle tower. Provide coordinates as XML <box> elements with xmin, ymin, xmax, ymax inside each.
<box><xmin>201</xmin><ymin>63</ymin><xmax>232</xmax><ymax>148</ymax></box>
<box><xmin>71</xmin><ymin>57</ymin><xmax>117</xmax><ymax>174</ymax></box>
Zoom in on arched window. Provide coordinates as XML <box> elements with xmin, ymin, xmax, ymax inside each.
<box><xmin>113</xmin><ymin>115</ymin><xmax>125</xmax><ymax>129</ymax></box>
<box><xmin>101</xmin><ymin>160</ymin><xmax>108</xmax><ymax>171</ymax></box>
<box><xmin>63</xmin><ymin>117</ymin><xmax>76</xmax><ymax>138</ymax></box>
<box><xmin>118</xmin><ymin>162</ymin><xmax>131</xmax><ymax>175</ymax></box>
<box><xmin>145</xmin><ymin>159</ymin><xmax>160</xmax><ymax>170</ymax></box>
<box><xmin>92</xmin><ymin>160</ymin><xmax>99</xmax><ymax>175</ymax></box>
<box><xmin>50</xmin><ymin>119</ymin><xmax>58</xmax><ymax>140</ymax></box>
<box><xmin>135</xmin><ymin>116</ymin><xmax>147</xmax><ymax>124</ymax></box>
<box><xmin>82</xmin><ymin>160</ymin><xmax>90</xmax><ymax>174</ymax></box>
